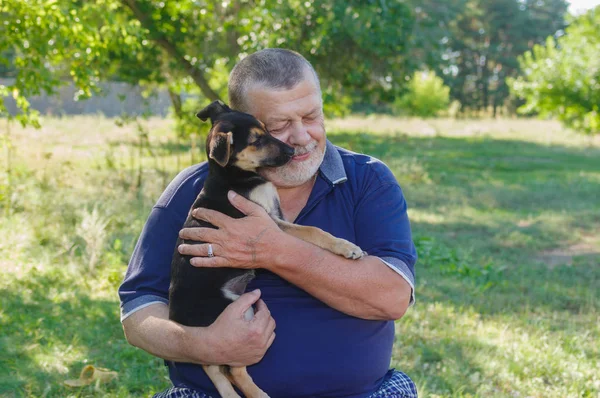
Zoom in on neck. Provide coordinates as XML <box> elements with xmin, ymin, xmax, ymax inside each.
<box><xmin>276</xmin><ymin>174</ymin><xmax>317</xmax><ymax>221</ymax></box>
<box><xmin>276</xmin><ymin>174</ymin><xmax>316</xmax><ymax>196</ymax></box>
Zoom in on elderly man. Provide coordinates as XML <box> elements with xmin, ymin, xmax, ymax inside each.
<box><xmin>119</xmin><ymin>49</ymin><xmax>417</xmax><ymax>398</ymax></box>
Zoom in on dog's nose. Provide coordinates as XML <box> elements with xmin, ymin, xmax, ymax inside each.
<box><xmin>283</xmin><ymin>146</ymin><xmax>295</xmax><ymax>156</ymax></box>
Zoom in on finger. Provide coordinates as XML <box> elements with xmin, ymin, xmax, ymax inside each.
<box><xmin>192</xmin><ymin>208</ymin><xmax>233</xmax><ymax>228</ymax></box>
<box><xmin>228</xmin><ymin>191</ymin><xmax>266</xmax><ymax>217</ymax></box>
<box><xmin>178</xmin><ymin>243</ymin><xmax>219</xmax><ymax>257</ymax></box>
<box><xmin>179</xmin><ymin>227</ymin><xmax>220</xmax><ymax>242</ymax></box>
<box><xmin>189</xmin><ymin>256</ymin><xmax>229</xmax><ymax>268</ymax></box>
<box><xmin>228</xmin><ymin>289</ymin><xmax>262</xmax><ymax>315</ymax></box>
<box><xmin>266</xmin><ymin>332</ymin><xmax>276</xmax><ymax>349</ymax></box>
<box><xmin>253</xmin><ymin>300</ymin><xmax>273</xmax><ymax>327</ymax></box>
<box><xmin>266</xmin><ymin>317</ymin><xmax>276</xmax><ymax>335</ymax></box>
<box><xmin>254</xmin><ymin>299</ymin><xmax>271</xmax><ymax>318</ymax></box>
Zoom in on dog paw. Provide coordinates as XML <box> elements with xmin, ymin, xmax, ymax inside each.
<box><xmin>333</xmin><ymin>239</ymin><xmax>365</xmax><ymax>260</ymax></box>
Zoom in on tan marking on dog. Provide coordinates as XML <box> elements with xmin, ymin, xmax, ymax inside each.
<box><xmin>234</xmin><ymin>146</ymin><xmax>269</xmax><ymax>171</ymax></box>
<box><xmin>249</xmin><ymin>182</ymin><xmax>280</xmax><ymax>218</ymax></box>
<box><xmin>250</xmin><ymin>127</ymin><xmax>267</xmax><ymax>136</ymax></box>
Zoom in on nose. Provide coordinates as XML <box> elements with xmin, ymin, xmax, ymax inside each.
<box><xmin>283</xmin><ymin>145</ymin><xmax>295</xmax><ymax>157</ymax></box>
<box><xmin>288</xmin><ymin>122</ymin><xmax>311</xmax><ymax>146</ymax></box>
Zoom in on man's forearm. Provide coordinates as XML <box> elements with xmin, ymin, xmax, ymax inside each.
<box><xmin>122</xmin><ymin>303</ymin><xmax>211</xmax><ymax>364</ymax></box>
<box><xmin>267</xmin><ymin>232</ymin><xmax>412</xmax><ymax>321</ymax></box>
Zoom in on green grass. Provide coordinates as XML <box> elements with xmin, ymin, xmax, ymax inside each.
<box><xmin>1</xmin><ymin>116</ymin><xmax>599</xmax><ymax>397</ymax></box>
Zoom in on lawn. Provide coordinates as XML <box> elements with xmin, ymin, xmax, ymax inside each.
<box><xmin>0</xmin><ymin>115</ymin><xmax>598</xmax><ymax>397</ymax></box>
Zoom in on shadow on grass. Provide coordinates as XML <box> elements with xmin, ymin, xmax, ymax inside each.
<box><xmin>329</xmin><ymin>132</ymin><xmax>600</xmax><ymax>174</ymax></box>
<box><xmin>2</xmin><ymin>130</ymin><xmax>597</xmax><ymax>397</ymax></box>
<box><xmin>0</xmin><ymin>268</ymin><xmax>168</xmax><ymax>397</ymax></box>
<box><xmin>328</xmin><ymin>131</ymin><xmax>599</xmax><ymax>334</ymax></box>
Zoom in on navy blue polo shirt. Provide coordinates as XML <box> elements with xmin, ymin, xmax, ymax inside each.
<box><xmin>119</xmin><ymin>141</ymin><xmax>417</xmax><ymax>398</ymax></box>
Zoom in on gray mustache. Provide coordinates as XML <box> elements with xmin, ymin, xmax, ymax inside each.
<box><xmin>293</xmin><ymin>141</ymin><xmax>317</xmax><ymax>155</ymax></box>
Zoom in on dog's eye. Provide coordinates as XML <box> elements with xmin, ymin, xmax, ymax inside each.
<box><xmin>249</xmin><ymin>135</ymin><xmax>262</xmax><ymax>145</ymax></box>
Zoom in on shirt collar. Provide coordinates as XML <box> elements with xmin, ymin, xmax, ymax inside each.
<box><xmin>319</xmin><ymin>140</ymin><xmax>348</xmax><ymax>186</ymax></box>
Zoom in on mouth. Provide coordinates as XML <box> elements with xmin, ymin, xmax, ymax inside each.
<box><xmin>292</xmin><ymin>141</ymin><xmax>317</xmax><ymax>162</ymax></box>
<box><xmin>292</xmin><ymin>152</ymin><xmax>310</xmax><ymax>161</ymax></box>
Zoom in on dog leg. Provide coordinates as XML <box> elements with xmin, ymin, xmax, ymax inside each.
<box><xmin>275</xmin><ymin>219</ymin><xmax>364</xmax><ymax>260</ymax></box>
<box><xmin>229</xmin><ymin>366</ymin><xmax>269</xmax><ymax>398</ymax></box>
<box><xmin>202</xmin><ymin>365</ymin><xmax>241</xmax><ymax>398</ymax></box>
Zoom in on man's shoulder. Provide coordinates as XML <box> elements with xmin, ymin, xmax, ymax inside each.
<box><xmin>155</xmin><ymin>162</ymin><xmax>209</xmax><ymax>212</ymax></box>
<box><xmin>332</xmin><ymin>144</ymin><xmax>397</xmax><ymax>187</ymax></box>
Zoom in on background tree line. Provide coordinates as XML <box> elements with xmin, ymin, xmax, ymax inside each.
<box><xmin>0</xmin><ymin>0</ymin><xmax>597</xmax><ymax>134</ymax></box>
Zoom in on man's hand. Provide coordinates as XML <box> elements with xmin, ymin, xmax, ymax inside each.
<box><xmin>178</xmin><ymin>191</ymin><xmax>282</xmax><ymax>270</ymax></box>
<box><xmin>201</xmin><ymin>289</ymin><xmax>276</xmax><ymax>366</ymax></box>
<box><xmin>122</xmin><ymin>289</ymin><xmax>276</xmax><ymax>366</ymax></box>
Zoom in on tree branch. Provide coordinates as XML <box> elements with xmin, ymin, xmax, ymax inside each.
<box><xmin>121</xmin><ymin>0</ymin><xmax>221</xmax><ymax>101</ymax></box>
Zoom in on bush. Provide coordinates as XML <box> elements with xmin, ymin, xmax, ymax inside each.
<box><xmin>509</xmin><ymin>8</ymin><xmax>600</xmax><ymax>135</ymax></box>
<box><xmin>395</xmin><ymin>71</ymin><xmax>451</xmax><ymax>117</ymax></box>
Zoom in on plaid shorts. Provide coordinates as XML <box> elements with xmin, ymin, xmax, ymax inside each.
<box><xmin>153</xmin><ymin>369</ymin><xmax>417</xmax><ymax>398</ymax></box>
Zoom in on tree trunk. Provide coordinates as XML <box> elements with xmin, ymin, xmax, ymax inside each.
<box><xmin>168</xmin><ymin>89</ymin><xmax>183</xmax><ymax>119</ymax></box>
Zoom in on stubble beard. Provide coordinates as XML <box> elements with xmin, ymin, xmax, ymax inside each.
<box><xmin>259</xmin><ymin>140</ymin><xmax>325</xmax><ymax>188</ymax></box>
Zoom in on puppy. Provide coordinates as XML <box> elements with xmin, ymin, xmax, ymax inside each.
<box><xmin>169</xmin><ymin>101</ymin><xmax>364</xmax><ymax>398</ymax></box>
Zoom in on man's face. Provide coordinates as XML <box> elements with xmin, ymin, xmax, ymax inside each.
<box><xmin>244</xmin><ymin>71</ymin><xmax>326</xmax><ymax>188</ymax></box>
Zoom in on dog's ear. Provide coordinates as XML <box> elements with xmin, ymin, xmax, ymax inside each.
<box><xmin>208</xmin><ymin>131</ymin><xmax>234</xmax><ymax>167</ymax></box>
<box><xmin>196</xmin><ymin>100</ymin><xmax>231</xmax><ymax>122</ymax></box>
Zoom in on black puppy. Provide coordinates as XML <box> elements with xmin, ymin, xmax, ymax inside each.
<box><xmin>169</xmin><ymin>101</ymin><xmax>364</xmax><ymax>398</ymax></box>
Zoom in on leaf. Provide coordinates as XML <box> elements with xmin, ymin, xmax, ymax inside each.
<box><xmin>64</xmin><ymin>365</ymin><xmax>118</xmax><ymax>387</ymax></box>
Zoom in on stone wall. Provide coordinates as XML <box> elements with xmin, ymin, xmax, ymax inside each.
<box><xmin>1</xmin><ymin>79</ymin><xmax>173</xmax><ymax>117</ymax></box>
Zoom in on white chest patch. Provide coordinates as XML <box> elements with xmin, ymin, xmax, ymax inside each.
<box><xmin>248</xmin><ymin>182</ymin><xmax>280</xmax><ymax>218</ymax></box>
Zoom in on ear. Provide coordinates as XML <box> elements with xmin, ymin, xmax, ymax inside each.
<box><xmin>196</xmin><ymin>100</ymin><xmax>231</xmax><ymax>122</ymax></box>
<box><xmin>208</xmin><ymin>131</ymin><xmax>234</xmax><ymax>167</ymax></box>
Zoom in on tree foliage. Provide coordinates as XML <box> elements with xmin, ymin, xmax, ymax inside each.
<box><xmin>510</xmin><ymin>8</ymin><xmax>600</xmax><ymax>134</ymax></box>
<box><xmin>0</xmin><ymin>0</ymin><xmax>162</xmax><ymax>126</ymax></box>
<box><xmin>432</xmin><ymin>0</ymin><xmax>568</xmax><ymax>114</ymax></box>
<box><xmin>1</xmin><ymin>0</ymin><xmax>415</xmax><ymax>128</ymax></box>
<box><xmin>0</xmin><ymin>0</ymin><xmax>578</xmax><ymax>128</ymax></box>
<box><xmin>395</xmin><ymin>71</ymin><xmax>450</xmax><ymax>117</ymax></box>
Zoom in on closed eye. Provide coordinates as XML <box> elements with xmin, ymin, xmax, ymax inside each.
<box><xmin>249</xmin><ymin>135</ymin><xmax>263</xmax><ymax>145</ymax></box>
<box><xmin>268</xmin><ymin>121</ymin><xmax>289</xmax><ymax>134</ymax></box>
<box><xmin>303</xmin><ymin>110</ymin><xmax>322</xmax><ymax>123</ymax></box>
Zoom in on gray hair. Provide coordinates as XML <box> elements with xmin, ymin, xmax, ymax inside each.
<box><xmin>228</xmin><ymin>48</ymin><xmax>320</xmax><ymax>112</ymax></box>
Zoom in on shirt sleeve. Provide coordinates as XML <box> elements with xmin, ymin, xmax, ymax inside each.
<box><xmin>118</xmin><ymin>205</ymin><xmax>184</xmax><ymax>321</ymax></box>
<box><xmin>353</xmin><ymin>163</ymin><xmax>417</xmax><ymax>305</ymax></box>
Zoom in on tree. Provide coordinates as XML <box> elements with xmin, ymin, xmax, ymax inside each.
<box><xmin>1</xmin><ymin>0</ymin><xmax>416</xmax><ymax>128</ymax></box>
<box><xmin>395</xmin><ymin>71</ymin><xmax>450</xmax><ymax>117</ymax></box>
<box><xmin>425</xmin><ymin>0</ymin><xmax>568</xmax><ymax>115</ymax></box>
<box><xmin>0</xmin><ymin>0</ymin><xmax>161</xmax><ymax>127</ymax></box>
<box><xmin>509</xmin><ymin>8</ymin><xmax>600</xmax><ymax>134</ymax></box>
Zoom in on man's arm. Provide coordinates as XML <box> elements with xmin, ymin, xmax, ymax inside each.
<box><xmin>122</xmin><ymin>303</ymin><xmax>206</xmax><ymax>363</ymax></box>
<box><xmin>178</xmin><ymin>191</ymin><xmax>413</xmax><ymax>321</ymax></box>
<box><xmin>122</xmin><ymin>290</ymin><xmax>276</xmax><ymax>367</ymax></box>
<box><xmin>269</xmin><ymin>233</ymin><xmax>411</xmax><ymax>320</ymax></box>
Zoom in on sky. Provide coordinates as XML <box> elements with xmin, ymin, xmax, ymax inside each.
<box><xmin>568</xmin><ymin>0</ymin><xmax>600</xmax><ymax>13</ymax></box>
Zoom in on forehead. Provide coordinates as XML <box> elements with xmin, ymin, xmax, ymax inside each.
<box><xmin>245</xmin><ymin>77</ymin><xmax>322</xmax><ymax>123</ymax></box>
